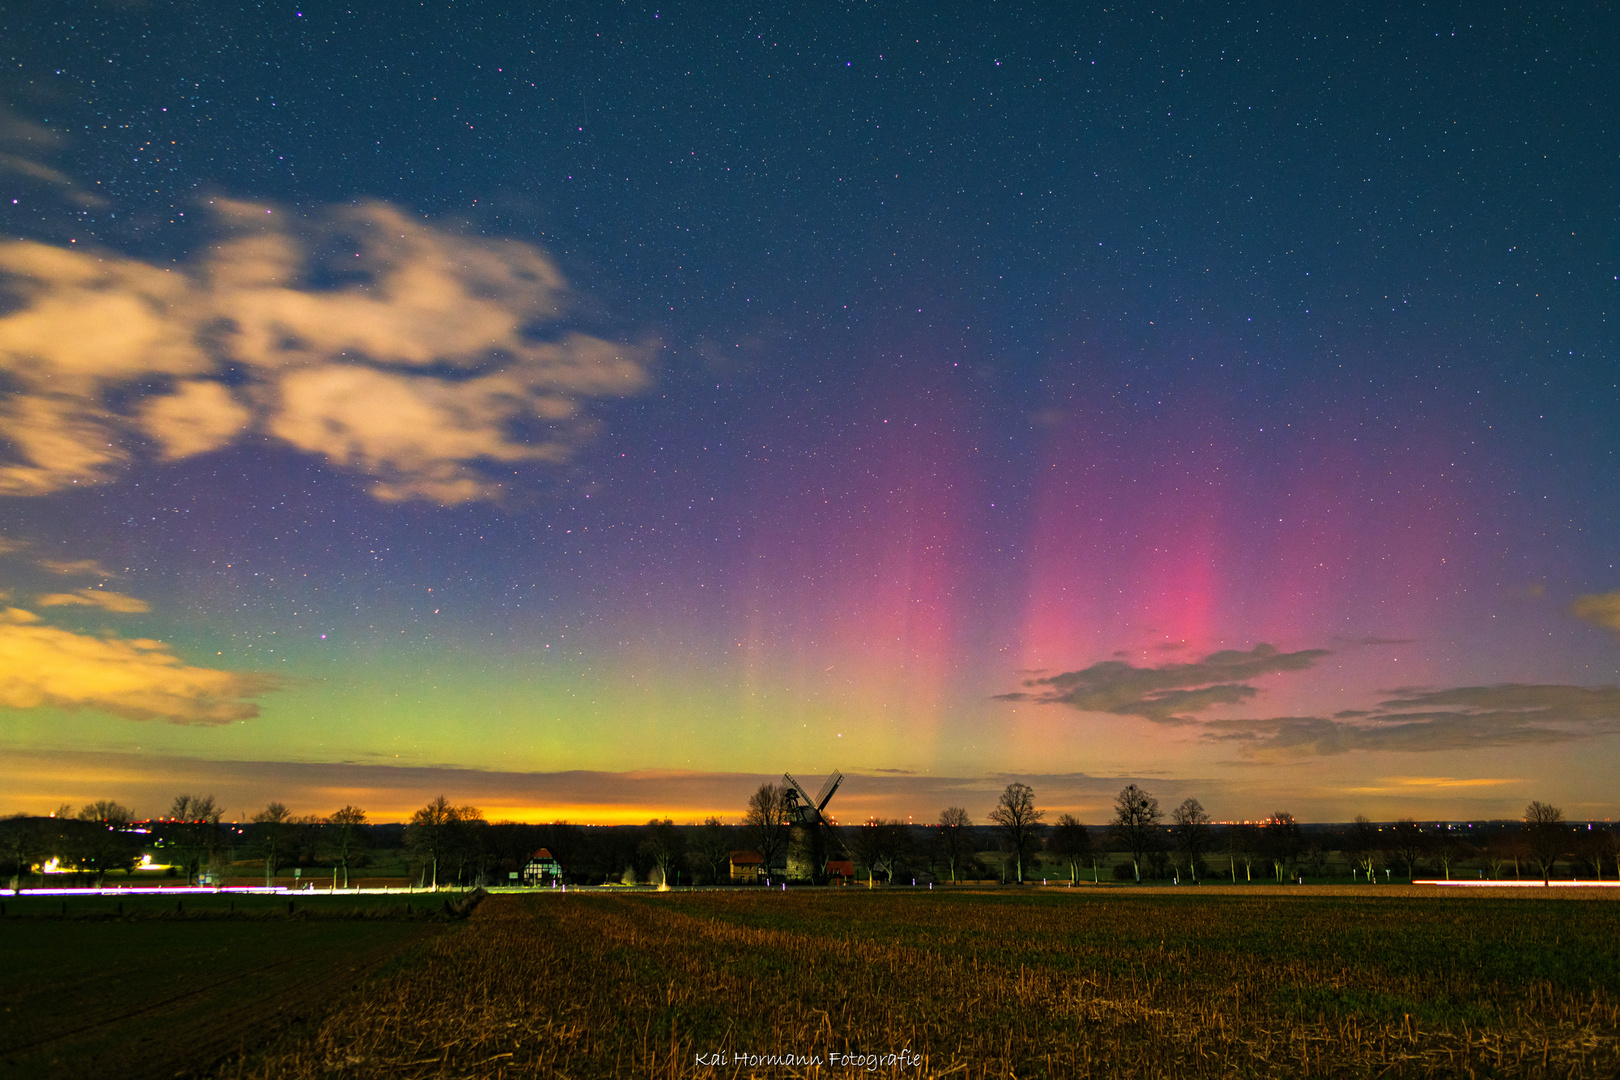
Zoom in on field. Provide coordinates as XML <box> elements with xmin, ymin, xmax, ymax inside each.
<box><xmin>0</xmin><ymin>892</ymin><xmax>448</xmax><ymax>1080</ymax></box>
<box><xmin>209</xmin><ymin>885</ymin><xmax>1620</xmax><ymax>1079</ymax></box>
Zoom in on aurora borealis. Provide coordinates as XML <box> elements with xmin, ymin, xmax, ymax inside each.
<box><xmin>2</xmin><ymin>3</ymin><xmax>1617</xmax><ymax>824</ymax></box>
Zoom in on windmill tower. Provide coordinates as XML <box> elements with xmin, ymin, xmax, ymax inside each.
<box><xmin>782</xmin><ymin>771</ymin><xmax>843</xmax><ymax>882</ymax></box>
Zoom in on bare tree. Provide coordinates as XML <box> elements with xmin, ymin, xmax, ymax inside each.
<box><xmin>1224</xmin><ymin>822</ymin><xmax>1258</xmax><ymax>882</ymax></box>
<box><xmin>1171</xmin><ymin>798</ymin><xmax>1211</xmax><ymax>881</ymax></box>
<box><xmin>1264</xmin><ymin>812</ymin><xmax>1304</xmax><ymax>881</ymax></box>
<box><xmin>849</xmin><ymin>818</ymin><xmax>908</xmax><ymax>886</ymax></box>
<box><xmin>849</xmin><ymin>820</ymin><xmax>883</xmax><ymax>886</ymax></box>
<box><xmin>988</xmin><ymin>783</ymin><xmax>1044</xmax><ymax>884</ymax></box>
<box><xmin>448</xmin><ymin>804</ymin><xmax>488</xmax><ymax>886</ymax></box>
<box><xmin>1479</xmin><ymin>832</ymin><xmax>1512</xmax><ymax>880</ymax></box>
<box><xmin>75</xmin><ymin>801</ymin><xmax>137</xmax><ymax>886</ymax></box>
<box><xmin>744</xmin><ymin>784</ymin><xmax>790</xmax><ymax>882</ymax></box>
<box><xmin>252</xmin><ymin>802</ymin><xmax>292</xmax><ymax>886</ymax></box>
<box><xmin>885</xmin><ymin>820</ymin><xmax>917</xmax><ymax>882</ymax></box>
<box><xmin>1047</xmin><ymin>814</ymin><xmax>1093</xmax><ymax>884</ymax></box>
<box><xmin>1432</xmin><ymin>831</ymin><xmax>1472</xmax><ymax>881</ymax></box>
<box><xmin>328</xmin><ymin>805</ymin><xmax>367</xmax><ymax>888</ymax></box>
<box><xmin>1347</xmin><ymin>815</ymin><xmax>1381</xmax><ymax>882</ymax></box>
<box><xmin>290</xmin><ymin>814</ymin><xmax>324</xmax><ymax>875</ymax></box>
<box><xmin>690</xmin><ymin>817</ymin><xmax>731</xmax><ymax>884</ymax></box>
<box><xmin>407</xmin><ymin>795</ymin><xmax>458</xmax><ymax>889</ymax></box>
<box><xmin>1110</xmin><ymin>784</ymin><xmax>1160</xmax><ymax>883</ymax></box>
<box><xmin>936</xmin><ymin>807</ymin><xmax>972</xmax><ymax>882</ymax></box>
<box><xmin>167</xmin><ymin>794</ymin><xmax>221</xmax><ymax>886</ymax></box>
<box><xmin>79</xmin><ymin>800</ymin><xmax>131</xmax><ymax>824</ymax></box>
<box><xmin>1577</xmin><ymin>824</ymin><xmax>1617</xmax><ymax>881</ymax></box>
<box><xmin>1387</xmin><ymin>818</ymin><xmax>1428</xmax><ymax>881</ymax></box>
<box><xmin>1524</xmin><ymin>801</ymin><xmax>1566</xmax><ymax>885</ymax></box>
<box><xmin>639</xmin><ymin>819</ymin><xmax>686</xmax><ymax>886</ymax></box>
<box><xmin>1301</xmin><ymin>839</ymin><xmax>1331</xmax><ymax>878</ymax></box>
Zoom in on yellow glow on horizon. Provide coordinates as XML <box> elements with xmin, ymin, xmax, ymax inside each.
<box><xmin>358</xmin><ymin>801</ymin><xmax>741</xmax><ymax>827</ymax></box>
<box><xmin>1345</xmin><ymin>776</ymin><xmax>1520</xmax><ymax>794</ymax></box>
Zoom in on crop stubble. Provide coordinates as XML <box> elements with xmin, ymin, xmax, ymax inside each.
<box><xmin>224</xmin><ymin>889</ymin><xmax>1620</xmax><ymax>1078</ymax></box>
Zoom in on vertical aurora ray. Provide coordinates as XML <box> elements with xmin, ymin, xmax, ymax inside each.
<box><xmin>1011</xmin><ymin>368</ymin><xmax>1487</xmax><ymax>731</ymax></box>
<box><xmin>715</xmin><ymin>362</ymin><xmax>986</xmax><ymax>767</ymax></box>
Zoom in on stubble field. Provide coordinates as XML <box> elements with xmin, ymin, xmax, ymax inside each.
<box><xmin>0</xmin><ymin>892</ymin><xmax>447</xmax><ymax>1080</ymax></box>
<box><xmin>217</xmin><ymin>885</ymin><xmax>1620</xmax><ymax>1079</ymax></box>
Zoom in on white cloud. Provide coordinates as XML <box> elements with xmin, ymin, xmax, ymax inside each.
<box><xmin>0</xmin><ymin>241</ymin><xmax>210</xmax><ymax>383</ymax></box>
<box><xmin>137</xmin><ymin>380</ymin><xmax>252</xmax><ymax>460</ymax></box>
<box><xmin>0</xmin><ymin>199</ymin><xmax>651</xmax><ymax>503</ymax></box>
<box><xmin>270</xmin><ymin>364</ymin><xmax>565</xmax><ymax>504</ymax></box>
<box><xmin>0</xmin><ymin>392</ymin><xmax>129</xmax><ymax>494</ymax></box>
<box><xmin>209</xmin><ymin>200</ymin><xmax>571</xmax><ymax>371</ymax></box>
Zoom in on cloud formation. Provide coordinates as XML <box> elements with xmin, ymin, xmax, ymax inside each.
<box><xmin>1573</xmin><ymin>591</ymin><xmax>1620</xmax><ymax>634</ymax></box>
<box><xmin>1003</xmin><ymin>643</ymin><xmax>1620</xmax><ymax>759</ymax></box>
<box><xmin>0</xmin><ymin>538</ymin><xmax>119</xmax><ymax>579</ymax></box>
<box><xmin>0</xmin><ymin>199</ymin><xmax>650</xmax><ymax>503</ymax></box>
<box><xmin>37</xmin><ymin>558</ymin><xmax>117</xmax><ymax>578</ymax></box>
<box><xmin>0</xmin><ymin>108</ymin><xmax>105</xmax><ymax>208</ymax></box>
<box><xmin>35</xmin><ymin>589</ymin><xmax>150</xmax><ymax>613</ymax></box>
<box><xmin>1203</xmin><ymin>684</ymin><xmax>1620</xmax><ymax>757</ymax></box>
<box><xmin>995</xmin><ymin>643</ymin><xmax>1330</xmax><ymax>723</ymax></box>
<box><xmin>0</xmin><ymin>607</ymin><xmax>278</xmax><ymax>724</ymax></box>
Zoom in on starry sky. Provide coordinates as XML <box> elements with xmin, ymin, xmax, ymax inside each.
<box><xmin>1</xmin><ymin>2</ymin><xmax>1617</xmax><ymax>824</ymax></box>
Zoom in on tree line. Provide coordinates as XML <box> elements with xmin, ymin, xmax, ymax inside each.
<box><xmin>749</xmin><ymin>782</ymin><xmax>1613</xmax><ymax>887</ymax></box>
<box><xmin>0</xmin><ymin>795</ymin><xmax>754</xmax><ymax>890</ymax></box>
<box><xmin>1</xmin><ymin>786</ymin><xmax>1605</xmax><ymax>890</ymax></box>
<box><xmin>942</xmin><ymin>786</ymin><xmax>1607</xmax><ymax>886</ymax></box>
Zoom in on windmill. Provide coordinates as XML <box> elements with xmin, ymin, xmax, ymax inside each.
<box><xmin>782</xmin><ymin>770</ymin><xmax>844</xmax><ymax>882</ymax></box>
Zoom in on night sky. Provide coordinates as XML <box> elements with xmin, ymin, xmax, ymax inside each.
<box><xmin>2</xmin><ymin>2</ymin><xmax>1617</xmax><ymax>824</ymax></box>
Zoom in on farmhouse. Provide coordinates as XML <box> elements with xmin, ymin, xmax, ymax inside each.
<box><xmin>729</xmin><ymin>850</ymin><xmax>765</xmax><ymax>882</ymax></box>
<box><xmin>825</xmin><ymin>859</ymin><xmax>855</xmax><ymax>884</ymax></box>
<box><xmin>521</xmin><ymin>847</ymin><xmax>563</xmax><ymax>885</ymax></box>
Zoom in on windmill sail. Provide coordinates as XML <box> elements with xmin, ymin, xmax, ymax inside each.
<box><xmin>782</xmin><ymin>770</ymin><xmax>841</xmax><ymax>826</ymax></box>
<box><xmin>814</xmin><ymin>771</ymin><xmax>843</xmax><ymax>812</ymax></box>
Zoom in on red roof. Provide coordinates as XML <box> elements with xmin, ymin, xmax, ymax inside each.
<box><xmin>826</xmin><ymin>860</ymin><xmax>854</xmax><ymax>876</ymax></box>
<box><xmin>729</xmin><ymin>850</ymin><xmax>765</xmax><ymax>865</ymax></box>
<box><xmin>530</xmin><ymin>848</ymin><xmax>556</xmax><ymax>860</ymax></box>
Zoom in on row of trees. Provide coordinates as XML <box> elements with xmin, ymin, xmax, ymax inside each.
<box><xmin>0</xmin><ymin>801</ymin><xmax>147</xmax><ymax>887</ymax></box>
<box><xmin>1</xmin><ymin>796</ymin><xmax>375</xmax><ymax>889</ymax></box>
<box><xmin>928</xmin><ymin>787</ymin><xmax>1596</xmax><ymax>885</ymax></box>
<box><xmin>8</xmin><ymin>786</ymin><xmax>830</xmax><ymax>890</ymax></box>
<box><xmin>164</xmin><ymin>795</ymin><xmax>374</xmax><ymax>887</ymax></box>
<box><xmin>825</xmin><ymin>784</ymin><xmax>1217</xmax><ymax>887</ymax></box>
<box><xmin>0</xmin><ymin>799</ymin><xmax>748</xmax><ymax>890</ymax></box>
<box><xmin>726</xmin><ymin>782</ymin><xmax>1610</xmax><ymax>888</ymax></box>
<box><xmin>3</xmin><ymin>788</ymin><xmax>1598</xmax><ymax>890</ymax></box>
